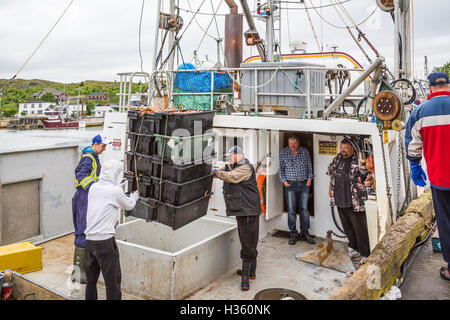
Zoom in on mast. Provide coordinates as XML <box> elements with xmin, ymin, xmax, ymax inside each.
<box><xmin>393</xmin><ymin>0</ymin><xmax>411</xmax><ymax>79</ymax></box>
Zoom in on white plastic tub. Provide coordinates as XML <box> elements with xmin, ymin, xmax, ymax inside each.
<box><xmin>115</xmin><ymin>217</ymin><xmax>239</xmax><ymax>300</ymax></box>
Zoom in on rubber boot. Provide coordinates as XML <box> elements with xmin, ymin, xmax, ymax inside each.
<box><xmin>71</xmin><ymin>247</ymin><xmax>87</xmax><ymax>284</ymax></box>
<box><xmin>236</xmin><ymin>258</ymin><xmax>256</xmax><ymax>280</ymax></box>
<box><xmin>240</xmin><ymin>261</ymin><xmax>251</xmax><ymax>291</ymax></box>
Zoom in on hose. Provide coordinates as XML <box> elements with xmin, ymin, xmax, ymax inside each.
<box><xmin>355</xmin><ymin>97</ymin><xmax>367</xmax><ymax>118</ymax></box>
<box><xmin>396</xmin><ymin>223</ymin><xmax>436</xmax><ymax>288</ymax></box>
<box><xmin>330</xmin><ymin>206</ymin><xmax>346</xmax><ymax>236</ymax></box>
<box><xmin>391</xmin><ymin>78</ymin><xmax>417</xmax><ymax>105</ymax></box>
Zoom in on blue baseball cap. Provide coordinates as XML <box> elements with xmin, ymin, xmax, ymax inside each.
<box><xmin>226</xmin><ymin>146</ymin><xmax>243</xmax><ymax>156</ymax></box>
<box><xmin>92</xmin><ymin>134</ymin><xmax>111</xmax><ymax>145</ymax></box>
<box><xmin>428</xmin><ymin>72</ymin><xmax>449</xmax><ymax>86</ymax></box>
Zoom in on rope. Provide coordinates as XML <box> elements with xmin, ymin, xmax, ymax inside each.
<box><xmin>0</xmin><ymin>0</ymin><xmax>75</xmax><ymax>94</ymax></box>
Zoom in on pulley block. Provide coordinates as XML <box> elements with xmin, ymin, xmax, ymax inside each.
<box><xmin>159</xmin><ymin>13</ymin><xmax>184</xmax><ymax>32</ymax></box>
<box><xmin>376</xmin><ymin>0</ymin><xmax>394</xmax><ymax>12</ymax></box>
<box><xmin>373</xmin><ymin>90</ymin><xmax>402</xmax><ymax>121</ymax></box>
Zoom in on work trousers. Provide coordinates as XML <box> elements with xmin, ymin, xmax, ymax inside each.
<box><xmin>85</xmin><ymin>237</ymin><xmax>122</xmax><ymax>300</ymax></box>
<box><xmin>337</xmin><ymin>207</ymin><xmax>370</xmax><ymax>257</ymax></box>
<box><xmin>431</xmin><ymin>187</ymin><xmax>450</xmax><ymax>268</ymax></box>
<box><xmin>72</xmin><ymin>188</ymin><xmax>88</xmax><ymax>248</ymax></box>
<box><xmin>236</xmin><ymin>215</ymin><xmax>259</xmax><ymax>263</ymax></box>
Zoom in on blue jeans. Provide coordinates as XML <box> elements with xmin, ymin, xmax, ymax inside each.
<box><xmin>285</xmin><ymin>182</ymin><xmax>310</xmax><ymax>235</ymax></box>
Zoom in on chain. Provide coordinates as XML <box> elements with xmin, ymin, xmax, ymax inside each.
<box><xmin>398</xmin><ymin>131</ymin><xmax>411</xmax><ymax>216</ymax></box>
<box><xmin>329</xmin><ymin>229</ymin><xmax>347</xmax><ymax>239</ymax></box>
<box><xmin>379</xmin><ymin>129</ymin><xmax>394</xmax><ymax>225</ymax></box>
<box><xmin>396</xmin><ymin>132</ymin><xmax>402</xmax><ymax>216</ymax></box>
<box><xmin>356</xmin><ymin>26</ymin><xmax>379</xmax><ymax>57</ymax></box>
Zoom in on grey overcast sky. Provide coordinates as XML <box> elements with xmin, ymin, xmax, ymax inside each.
<box><xmin>0</xmin><ymin>0</ymin><xmax>448</xmax><ymax>83</ymax></box>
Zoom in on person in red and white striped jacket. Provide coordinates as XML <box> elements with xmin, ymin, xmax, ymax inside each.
<box><xmin>405</xmin><ymin>72</ymin><xmax>450</xmax><ymax>281</ymax></box>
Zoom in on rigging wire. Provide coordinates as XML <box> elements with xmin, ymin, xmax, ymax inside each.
<box><xmin>186</xmin><ymin>0</ymin><xmax>218</xmax><ymax>39</ymax></box>
<box><xmin>191</xmin><ymin>0</ymin><xmax>224</xmax><ymax>63</ymax></box>
<box><xmin>177</xmin><ymin>0</ymin><xmax>353</xmax><ymax>16</ymax></box>
<box><xmin>303</xmin><ymin>1</ymin><xmax>322</xmax><ymax>53</ymax></box>
<box><xmin>159</xmin><ymin>0</ymin><xmax>208</xmax><ymax>70</ymax></box>
<box><xmin>307</xmin><ymin>0</ymin><xmax>377</xmax><ymax>30</ymax></box>
<box><xmin>138</xmin><ymin>0</ymin><xmax>145</xmax><ymax>72</ymax></box>
<box><xmin>0</xmin><ymin>0</ymin><xmax>75</xmax><ymax>94</ymax></box>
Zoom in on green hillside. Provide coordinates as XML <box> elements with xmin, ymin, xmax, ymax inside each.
<box><xmin>0</xmin><ymin>78</ymin><xmax>147</xmax><ymax>117</ymax></box>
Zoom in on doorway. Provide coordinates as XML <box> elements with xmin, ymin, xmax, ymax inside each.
<box><xmin>281</xmin><ymin>132</ymin><xmax>315</xmax><ymax>217</ymax></box>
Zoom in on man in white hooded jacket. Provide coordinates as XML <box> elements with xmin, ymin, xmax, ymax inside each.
<box><xmin>84</xmin><ymin>159</ymin><xmax>139</xmax><ymax>300</ymax></box>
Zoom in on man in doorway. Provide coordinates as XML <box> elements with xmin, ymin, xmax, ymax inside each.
<box><xmin>71</xmin><ymin>134</ymin><xmax>109</xmax><ymax>284</ymax></box>
<box><xmin>405</xmin><ymin>72</ymin><xmax>450</xmax><ymax>281</ymax></box>
<box><xmin>212</xmin><ymin>146</ymin><xmax>260</xmax><ymax>291</ymax></box>
<box><xmin>327</xmin><ymin>139</ymin><xmax>372</xmax><ymax>261</ymax></box>
<box><xmin>84</xmin><ymin>159</ymin><xmax>139</xmax><ymax>300</ymax></box>
<box><xmin>278</xmin><ymin>134</ymin><xmax>315</xmax><ymax>245</ymax></box>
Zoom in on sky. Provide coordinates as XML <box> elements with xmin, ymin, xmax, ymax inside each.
<box><xmin>0</xmin><ymin>0</ymin><xmax>448</xmax><ymax>83</ymax></box>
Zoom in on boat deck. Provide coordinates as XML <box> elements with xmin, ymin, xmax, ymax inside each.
<box><xmin>25</xmin><ymin>232</ymin><xmax>350</xmax><ymax>300</ymax></box>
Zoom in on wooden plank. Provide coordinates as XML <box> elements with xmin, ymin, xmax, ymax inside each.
<box><xmin>329</xmin><ymin>190</ymin><xmax>434</xmax><ymax>300</ymax></box>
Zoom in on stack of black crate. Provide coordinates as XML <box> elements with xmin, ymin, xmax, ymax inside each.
<box><xmin>124</xmin><ymin>109</ymin><xmax>216</xmax><ymax>230</ymax></box>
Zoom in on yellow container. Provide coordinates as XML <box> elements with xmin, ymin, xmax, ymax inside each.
<box><xmin>0</xmin><ymin>242</ymin><xmax>42</xmax><ymax>274</ymax></box>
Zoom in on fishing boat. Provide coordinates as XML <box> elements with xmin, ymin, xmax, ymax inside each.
<box><xmin>0</xmin><ymin>0</ymin><xmax>443</xmax><ymax>301</ymax></box>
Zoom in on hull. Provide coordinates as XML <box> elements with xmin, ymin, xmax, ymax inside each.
<box><xmin>41</xmin><ymin>119</ymin><xmax>78</xmax><ymax>129</ymax></box>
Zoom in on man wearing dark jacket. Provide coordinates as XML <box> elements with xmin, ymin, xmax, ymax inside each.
<box><xmin>327</xmin><ymin>139</ymin><xmax>373</xmax><ymax>261</ymax></box>
<box><xmin>212</xmin><ymin>146</ymin><xmax>261</xmax><ymax>291</ymax></box>
<box><xmin>71</xmin><ymin>134</ymin><xmax>109</xmax><ymax>284</ymax></box>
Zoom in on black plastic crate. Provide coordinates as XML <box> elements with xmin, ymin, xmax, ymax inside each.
<box><xmin>123</xmin><ymin>171</ymin><xmax>137</xmax><ymax>193</ymax></box>
<box><xmin>124</xmin><ymin>172</ymin><xmax>154</xmax><ymax>198</ymax></box>
<box><xmin>124</xmin><ymin>197</ymin><xmax>153</xmax><ymax>222</ymax></box>
<box><xmin>128</xmin><ymin>110</ymin><xmax>156</xmax><ymax>134</ymax></box>
<box><xmin>125</xmin><ymin>151</ymin><xmax>153</xmax><ymax>176</ymax></box>
<box><xmin>152</xmin><ymin>133</ymin><xmax>216</xmax><ymax>165</ymax></box>
<box><xmin>124</xmin><ymin>193</ymin><xmax>213</xmax><ymax>230</ymax></box>
<box><xmin>151</xmin><ymin>156</ymin><xmax>213</xmax><ymax>183</ymax></box>
<box><xmin>128</xmin><ymin>132</ymin><xmax>155</xmax><ymax>155</ymax></box>
<box><xmin>154</xmin><ymin>110</ymin><xmax>215</xmax><ymax>136</ymax></box>
<box><xmin>151</xmin><ymin>173</ymin><xmax>214</xmax><ymax>206</ymax></box>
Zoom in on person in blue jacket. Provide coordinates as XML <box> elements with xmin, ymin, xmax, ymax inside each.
<box><xmin>71</xmin><ymin>134</ymin><xmax>110</xmax><ymax>284</ymax></box>
<box><xmin>405</xmin><ymin>72</ymin><xmax>450</xmax><ymax>281</ymax></box>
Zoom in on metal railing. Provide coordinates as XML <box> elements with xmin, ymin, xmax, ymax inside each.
<box><xmin>147</xmin><ymin>65</ymin><xmax>371</xmax><ymax>118</ymax></box>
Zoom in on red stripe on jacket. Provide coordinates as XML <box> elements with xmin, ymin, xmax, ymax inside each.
<box><xmin>419</xmin><ymin>124</ymin><xmax>450</xmax><ymax>188</ymax></box>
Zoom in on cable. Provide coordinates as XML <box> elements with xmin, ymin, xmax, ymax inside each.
<box><xmin>192</xmin><ymin>0</ymin><xmax>224</xmax><ymax>60</ymax></box>
<box><xmin>138</xmin><ymin>0</ymin><xmax>145</xmax><ymax>72</ymax></box>
<box><xmin>308</xmin><ymin>0</ymin><xmax>377</xmax><ymax>30</ymax></box>
<box><xmin>303</xmin><ymin>1</ymin><xmax>322</xmax><ymax>53</ymax></box>
<box><xmin>0</xmin><ymin>0</ymin><xmax>75</xmax><ymax>94</ymax></box>
<box><xmin>396</xmin><ymin>223</ymin><xmax>436</xmax><ymax>288</ymax></box>
<box><xmin>159</xmin><ymin>0</ymin><xmax>208</xmax><ymax>70</ymax></box>
<box><xmin>186</xmin><ymin>0</ymin><xmax>218</xmax><ymax>39</ymax></box>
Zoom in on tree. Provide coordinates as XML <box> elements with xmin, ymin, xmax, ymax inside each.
<box><xmin>86</xmin><ymin>101</ymin><xmax>95</xmax><ymax>116</ymax></box>
<box><xmin>39</xmin><ymin>92</ymin><xmax>55</xmax><ymax>102</ymax></box>
<box><xmin>432</xmin><ymin>62</ymin><xmax>450</xmax><ymax>77</ymax></box>
<box><xmin>1</xmin><ymin>103</ymin><xmax>19</xmax><ymax>117</ymax></box>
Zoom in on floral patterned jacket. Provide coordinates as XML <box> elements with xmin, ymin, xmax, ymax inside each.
<box><xmin>326</xmin><ymin>153</ymin><xmax>368</xmax><ymax>212</ymax></box>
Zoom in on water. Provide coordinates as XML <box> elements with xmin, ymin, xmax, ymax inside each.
<box><xmin>0</xmin><ymin>127</ymin><xmax>102</xmax><ymax>154</ymax></box>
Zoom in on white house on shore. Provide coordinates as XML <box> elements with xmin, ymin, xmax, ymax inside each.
<box><xmin>18</xmin><ymin>101</ymin><xmax>54</xmax><ymax>116</ymax></box>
